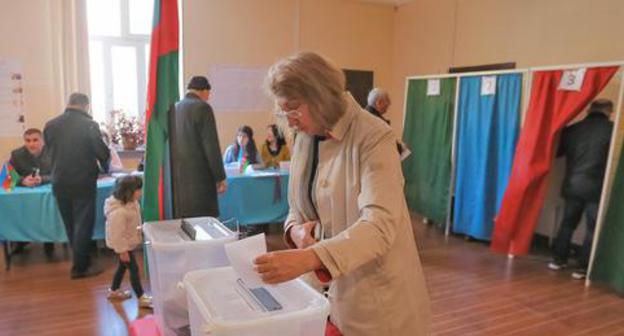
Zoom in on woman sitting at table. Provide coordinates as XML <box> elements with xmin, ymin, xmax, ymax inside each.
<box><xmin>223</xmin><ymin>125</ymin><xmax>262</xmax><ymax>165</ymax></box>
<box><xmin>260</xmin><ymin>124</ymin><xmax>290</xmax><ymax>169</ymax></box>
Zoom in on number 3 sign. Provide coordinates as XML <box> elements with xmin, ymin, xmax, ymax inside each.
<box><xmin>559</xmin><ymin>68</ymin><xmax>587</xmax><ymax>91</ymax></box>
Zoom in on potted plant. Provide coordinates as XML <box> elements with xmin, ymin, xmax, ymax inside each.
<box><xmin>107</xmin><ymin>110</ymin><xmax>145</xmax><ymax>151</ymax></box>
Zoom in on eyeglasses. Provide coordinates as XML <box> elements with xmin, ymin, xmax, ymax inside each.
<box><xmin>274</xmin><ymin>101</ymin><xmax>302</xmax><ymax>119</ymax></box>
<box><xmin>274</xmin><ymin>109</ymin><xmax>302</xmax><ymax>119</ymax></box>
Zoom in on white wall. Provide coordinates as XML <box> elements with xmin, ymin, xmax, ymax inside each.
<box><xmin>0</xmin><ymin>0</ymin><xmax>65</xmax><ymax>158</ymax></box>
<box><xmin>182</xmin><ymin>0</ymin><xmax>395</xmax><ymax>148</ymax></box>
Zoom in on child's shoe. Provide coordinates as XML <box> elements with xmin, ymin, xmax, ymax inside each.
<box><xmin>138</xmin><ymin>294</ymin><xmax>153</xmax><ymax>308</ymax></box>
<box><xmin>107</xmin><ymin>289</ymin><xmax>132</xmax><ymax>300</ymax></box>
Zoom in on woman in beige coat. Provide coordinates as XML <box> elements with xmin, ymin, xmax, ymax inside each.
<box><xmin>254</xmin><ymin>52</ymin><xmax>430</xmax><ymax>336</ymax></box>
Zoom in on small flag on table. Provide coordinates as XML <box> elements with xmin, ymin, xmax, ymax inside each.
<box><xmin>0</xmin><ymin>163</ymin><xmax>20</xmax><ymax>192</ymax></box>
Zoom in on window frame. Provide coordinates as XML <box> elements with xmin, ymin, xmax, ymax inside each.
<box><xmin>87</xmin><ymin>0</ymin><xmax>151</xmax><ymax>123</ymax></box>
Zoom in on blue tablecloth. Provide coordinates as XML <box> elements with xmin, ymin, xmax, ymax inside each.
<box><xmin>0</xmin><ymin>178</ymin><xmax>115</xmax><ymax>242</ymax></box>
<box><xmin>0</xmin><ymin>172</ymin><xmax>289</xmax><ymax>242</ymax></box>
<box><xmin>218</xmin><ymin>171</ymin><xmax>289</xmax><ymax>226</ymax></box>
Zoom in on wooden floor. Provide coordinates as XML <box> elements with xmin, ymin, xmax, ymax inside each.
<box><xmin>1</xmin><ymin>217</ymin><xmax>623</xmax><ymax>335</ymax></box>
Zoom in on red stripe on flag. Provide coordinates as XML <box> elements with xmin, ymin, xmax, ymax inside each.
<box><xmin>146</xmin><ymin>0</ymin><xmax>179</xmax><ymax>123</ymax></box>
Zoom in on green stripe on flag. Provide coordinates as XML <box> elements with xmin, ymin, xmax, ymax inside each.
<box><xmin>143</xmin><ymin>51</ymin><xmax>179</xmax><ymax>221</ymax></box>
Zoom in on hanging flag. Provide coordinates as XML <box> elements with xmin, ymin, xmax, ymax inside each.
<box><xmin>0</xmin><ymin>163</ymin><xmax>20</xmax><ymax>192</ymax></box>
<box><xmin>491</xmin><ymin>66</ymin><xmax>619</xmax><ymax>255</ymax></box>
<box><xmin>143</xmin><ymin>0</ymin><xmax>180</xmax><ymax>221</ymax></box>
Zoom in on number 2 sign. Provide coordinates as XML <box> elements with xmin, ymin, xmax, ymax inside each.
<box><xmin>481</xmin><ymin>76</ymin><xmax>497</xmax><ymax>96</ymax></box>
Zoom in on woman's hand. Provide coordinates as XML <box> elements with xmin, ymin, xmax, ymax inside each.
<box><xmin>253</xmin><ymin>249</ymin><xmax>322</xmax><ymax>284</ymax></box>
<box><xmin>119</xmin><ymin>252</ymin><xmax>130</xmax><ymax>263</ymax></box>
<box><xmin>289</xmin><ymin>221</ymin><xmax>317</xmax><ymax>249</ymax></box>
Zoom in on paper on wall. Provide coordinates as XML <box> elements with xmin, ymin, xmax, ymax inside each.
<box><xmin>0</xmin><ymin>59</ymin><xmax>26</xmax><ymax>137</ymax></box>
<box><xmin>224</xmin><ymin>233</ymin><xmax>267</xmax><ymax>288</ymax></box>
<box><xmin>208</xmin><ymin>65</ymin><xmax>272</xmax><ymax>112</ymax></box>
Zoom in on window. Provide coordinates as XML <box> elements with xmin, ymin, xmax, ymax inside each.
<box><xmin>86</xmin><ymin>0</ymin><xmax>154</xmax><ymax>122</ymax></box>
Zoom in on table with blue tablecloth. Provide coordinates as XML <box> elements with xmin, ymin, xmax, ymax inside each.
<box><xmin>0</xmin><ymin>178</ymin><xmax>115</xmax><ymax>270</ymax></box>
<box><xmin>0</xmin><ymin>171</ymin><xmax>289</xmax><ymax>269</ymax></box>
<box><xmin>0</xmin><ymin>172</ymin><xmax>289</xmax><ymax>237</ymax></box>
<box><xmin>0</xmin><ymin>178</ymin><xmax>115</xmax><ymax>242</ymax></box>
<box><xmin>218</xmin><ymin>171</ymin><xmax>289</xmax><ymax>226</ymax></box>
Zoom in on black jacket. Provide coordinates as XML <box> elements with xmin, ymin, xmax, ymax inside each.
<box><xmin>365</xmin><ymin>105</ymin><xmax>405</xmax><ymax>154</ymax></box>
<box><xmin>558</xmin><ymin>112</ymin><xmax>613</xmax><ymax>202</ymax></box>
<box><xmin>9</xmin><ymin>146</ymin><xmax>52</xmax><ymax>185</ymax></box>
<box><xmin>365</xmin><ymin>105</ymin><xmax>391</xmax><ymax>125</ymax></box>
<box><xmin>44</xmin><ymin>108</ymin><xmax>110</xmax><ymax>197</ymax></box>
<box><xmin>170</xmin><ymin>93</ymin><xmax>226</xmax><ymax>218</ymax></box>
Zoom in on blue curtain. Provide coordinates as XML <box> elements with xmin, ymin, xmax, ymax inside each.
<box><xmin>452</xmin><ymin>74</ymin><xmax>522</xmax><ymax>240</ymax></box>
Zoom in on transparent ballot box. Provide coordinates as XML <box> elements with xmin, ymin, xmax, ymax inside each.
<box><xmin>183</xmin><ymin>267</ymin><xmax>330</xmax><ymax>336</ymax></box>
<box><xmin>143</xmin><ymin>217</ymin><xmax>238</xmax><ymax>336</ymax></box>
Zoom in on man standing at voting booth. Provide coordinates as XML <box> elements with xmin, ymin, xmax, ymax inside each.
<box><xmin>170</xmin><ymin>76</ymin><xmax>227</xmax><ymax>218</ymax></box>
<box><xmin>549</xmin><ymin>99</ymin><xmax>614</xmax><ymax>280</ymax></box>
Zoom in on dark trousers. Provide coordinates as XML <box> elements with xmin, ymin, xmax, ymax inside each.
<box><xmin>552</xmin><ymin>197</ymin><xmax>598</xmax><ymax>269</ymax></box>
<box><xmin>54</xmin><ymin>192</ymin><xmax>96</xmax><ymax>273</ymax></box>
<box><xmin>111</xmin><ymin>251</ymin><xmax>144</xmax><ymax>297</ymax></box>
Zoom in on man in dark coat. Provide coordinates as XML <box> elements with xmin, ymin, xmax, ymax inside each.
<box><xmin>170</xmin><ymin>76</ymin><xmax>227</xmax><ymax>218</ymax></box>
<box><xmin>365</xmin><ymin>87</ymin><xmax>405</xmax><ymax>156</ymax></box>
<box><xmin>365</xmin><ymin>87</ymin><xmax>391</xmax><ymax>125</ymax></box>
<box><xmin>44</xmin><ymin>93</ymin><xmax>110</xmax><ymax>279</ymax></box>
<box><xmin>548</xmin><ymin>99</ymin><xmax>614</xmax><ymax>280</ymax></box>
<box><xmin>9</xmin><ymin>128</ymin><xmax>55</xmax><ymax>256</ymax></box>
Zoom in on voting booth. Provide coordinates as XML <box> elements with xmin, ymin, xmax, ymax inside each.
<box><xmin>144</xmin><ymin>217</ymin><xmax>238</xmax><ymax>336</ymax></box>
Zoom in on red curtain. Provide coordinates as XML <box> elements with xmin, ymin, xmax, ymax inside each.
<box><xmin>491</xmin><ymin>66</ymin><xmax>619</xmax><ymax>255</ymax></box>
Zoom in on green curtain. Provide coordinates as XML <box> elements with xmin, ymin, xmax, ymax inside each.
<box><xmin>591</xmin><ymin>145</ymin><xmax>624</xmax><ymax>293</ymax></box>
<box><xmin>402</xmin><ymin>78</ymin><xmax>456</xmax><ymax>224</ymax></box>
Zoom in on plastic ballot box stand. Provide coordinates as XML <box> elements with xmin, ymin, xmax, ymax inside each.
<box><xmin>144</xmin><ymin>217</ymin><xmax>238</xmax><ymax>336</ymax></box>
<box><xmin>183</xmin><ymin>266</ymin><xmax>330</xmax><ymax>336</ymax></box>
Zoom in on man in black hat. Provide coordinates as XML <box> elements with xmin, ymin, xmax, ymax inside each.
<box><xmin>548</xmin><ymin>98</ymin><xmax>614</xmax><ymax>280</ymax></box>
<box><xmin>170</xmin><ymin>76</ymin><xmax>227</xmax><ymax>218</ymax></box>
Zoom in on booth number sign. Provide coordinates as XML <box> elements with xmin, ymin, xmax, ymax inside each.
<box><xmin>427</xmin><ymin>79</ymin><xmax>441</xmax><ymax>96</ymax></box>
<box><xmin>481</xmin><ymin>76</ymin><xmax>497</xmax><ymax>96</ymax></box>
<box><xmin>559</xmin><ymin>68</ymin><xmax>587</xmax><ymax>91</ymax></box>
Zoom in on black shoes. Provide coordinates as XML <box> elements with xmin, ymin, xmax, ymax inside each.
<box><xmin>70</xmin><ymin>265</ymin><xmax>104</xmax><ymax>279</ymax></box>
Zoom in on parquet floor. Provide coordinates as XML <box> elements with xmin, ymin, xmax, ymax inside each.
<box><xmin>1</xmin><ymin>217</ymin><xmax>623</xmax><ymax>335</ymax></box>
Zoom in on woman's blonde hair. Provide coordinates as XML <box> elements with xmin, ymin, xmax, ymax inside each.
<box><xmin>265</xmin><ymin>52</ymin><xmax>347</xmax><ymax>131</ymax></box>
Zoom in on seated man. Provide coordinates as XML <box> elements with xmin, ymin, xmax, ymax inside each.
<box><xmin>10</xmin><ymin>128</ymin><xmax>51</xmax><ymax>186</ymax></box>
<box><xmin>9</xmin><ymin>128</ymin><xmax>54</xmax><ymax>256</ymax></box>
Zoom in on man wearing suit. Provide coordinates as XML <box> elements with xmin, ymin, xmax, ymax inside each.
<box><xmin>44</xmin><ymin>93</ymin><xmax>110</xmax><ymax>279</ymax></box>
<box><xmin>170</xmin><ymin>76</ymin><xmax>227</xmax><ymax>218</ymax></box>
<box><xmin>9</xmin><ymin>128</ymin><xmax>54</xmax><ymax>256</ymax></box>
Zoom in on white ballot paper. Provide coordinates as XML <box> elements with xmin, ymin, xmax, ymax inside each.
<box><xmin>225</xmin><ymin>233</ymin><xmax>267</xmax><ymax>288</ymax></box>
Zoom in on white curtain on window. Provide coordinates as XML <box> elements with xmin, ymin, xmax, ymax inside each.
<box><xmin>49</xmin><ymin>0</ymin><xmax>91</xmax><ymax>111</ymax></box>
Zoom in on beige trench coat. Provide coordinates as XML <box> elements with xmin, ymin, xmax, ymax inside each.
<box><xmin>285</xmin><ymin>94</ymin><xmax>431</xmax><ymax>336</ymax></box>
